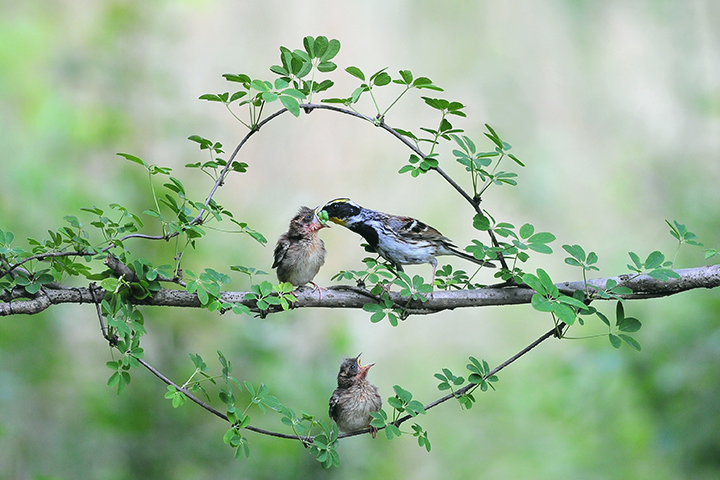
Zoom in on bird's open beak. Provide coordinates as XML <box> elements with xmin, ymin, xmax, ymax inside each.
<box><xmin>358</xmin><ymin>362</ymin><xmax>375</xmax><ymax>379</ymax></box>
<box><xmin>355</xmin><ymin>353</ymin><xmax>375</xmax><ymax>378</ymax></box>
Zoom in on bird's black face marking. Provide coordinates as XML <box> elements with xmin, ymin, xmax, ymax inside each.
<box><xmin>322</xmin><ymin>199</ymin><xmax>362</xmax><ymax>222</ymax></box>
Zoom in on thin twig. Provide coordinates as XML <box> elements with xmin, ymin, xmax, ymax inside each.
<box><xmin>396</xmin><ymin>324</ymin><xmax>564</xmax><ymax>427</ymax></box>
<box><xmin>135</xmin><ymin>356</ymin><xmax>309</xmax><ymax>441</ymax></box>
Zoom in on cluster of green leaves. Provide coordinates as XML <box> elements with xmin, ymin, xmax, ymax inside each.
<box><xmin>276</xmin><ymin>407</ymin><xmax>340</xmax><ymax>468</ymax></box>
<box><xmin>0</xmin><ymin>141</ymin><xmax>269</xmax><ymax>396</ymax></box>
<box><xmin>369</xmin><ymin>385</ymin><xmax>430</xmax><ymax>451</ymax></box>
<box><xmin>271</xmin><ymin>36</ymin><xmax>340</xmax><ymax>102</ymax></box>
<box><xmin>626</xmin><ymin>250</ymin><xmax>681</xmax><ymax>281</ymax></box>
<box><xmin>1</xmin><ymin>217</ymin><xmax>109</xmax><ymax>296</ymax></box>
<box><xmin>542</xmin><ymin>220</ymin><xmax>705</xmax><ymax>348</ymax></box>
<box><xmin>244</xmin><ymin>280</ymin><xmax>297</xmax><ymax>314</ymax></box>
<box><xmin>118</xmin><ymin>152</ymin><xmax>254</xmax><ymax>249</ymax></box>
<box><xmin>604</xmin><ymin>302</ymin><xmax>642</xmax><ymax>350</ymax></box>
<box><xmin>523</xmin><ymin>268</ymin><xmax>591</xmax><ymax>327</ymax></box>
<box><xmin>167</xmin><ymin>351</ymin><xmax>283</xmax><ymax>460</ymax></box>
<box><xmin>164</xmin><ymin>351</ymin><xmax>343</xmax><ymax>467</ymax></box>
<box><xmin>333</xmin><ymin>257</ymin><xmax>403</xmax><ymax>325</ymax></box>
<box><xmin>201</xmin><ymin>36</ymin><xmax>340</xmax><ymax>125</ymax></box>
<box><xmin>334</xmin><ymin>257</ymin><xmax>432</xmax><ymax>326</ymax></box>
<box><xmin>308</xmin><ymin>421</ymin><xmax>341</xmax><ymax>468</ymax></box>
<box><xmin>667</xmin><ymin>219</ymin><xmax>702</xmax><ymax>252</ymax></box>
<box><xmin>435</xmin><ymin>357</ymin><xmax>499</xmax><ymax>410</ymax></box>
<box><xmin>324</xmin><ymin>66</ymin><xmax>442</xmax><ymax>121</ymax></box>
<box><xmin>186</xmin><ymin>268</ymin><xmax>231</xmax><ymax>309</ymax></box>
<box><xmin>433</xmin><ymin>264</ymin><xmax>475</xmax><ymax>290</ymax></box>
<box><xmin>185</xmin><ymin>135</ymin><xmax>248</xmax><ymax>182</ymax></box>
<box><xmin>468</xmin><ymin>216</ymin><xmax>557</xmax><ymax>283</ymax></box>
<box><xmin>451</xmin><ymin>127</ymin><xmax>524</xmax><ymax>199</ymax></box>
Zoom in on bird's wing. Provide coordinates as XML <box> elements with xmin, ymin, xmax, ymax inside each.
<box><xmin>328</xmin><ymin>390</ymin><xmax>341</xmax><ymax>420</ymax></box>
<box><xmin>272</xmin><ymin>236</ymin><xmax>290</xmax><ymax>269</ymax></box>
<box><xmin>393</xmin><ymin>216</ymin><xmax>455</xmax><ymax>246</ymax></box>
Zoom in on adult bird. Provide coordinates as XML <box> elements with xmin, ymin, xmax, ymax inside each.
<box><xmin>321</xmin><ymin>198</ymin><xmax>494</xmax><ymax>285</ymax></box>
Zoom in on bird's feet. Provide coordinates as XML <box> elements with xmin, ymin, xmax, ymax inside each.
<box><xmin>309</xmin><ymin>281</ymin><xmax>327</xmax><ymax>300</ymax></box>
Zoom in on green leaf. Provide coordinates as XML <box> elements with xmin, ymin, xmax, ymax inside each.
<box><xmin>618</xmin><ymin>316</ymin><xmax>642</xmax><ymax>333</ymax></box>
<box><xmin>628</xmin><ymin>252</ymin><xmax>642</xmax><ymax>270</ymax></box>
<box><xmin>398</xmin><ymin>69</ymin><xmax>413</xmax><ymax>84</ymax></box>
<box><xmin>615</xmin><ymin>301</ymin><xmax>625</xmax><ymax>323</ymax></box>
<box><xmin>270</xmin><ymin>65</ymin><xmax>288</xmax><ymax>76</ymax></box>
<box><xmin>558</xmin><ymin>294</ymin><xmax>588</xmax><ymax>310</ymax></box>
<box><xmin>117</xmin><ymin>152</ymin><xmax>147</xmax><ymax>167</ymax></box>
<box><xmin>647</xmin><ymin>268</ymin><xmax>681</xmax><ymax>281</ymax></box>
<box><xmin>373</xmin><ymin>72</ymin><xmax>391</xmax><ymax>86</ymax></box>
<box><xmin>312</xmin><ymin>35</ymin><xmax>327</xmax><ymax>58</ymax></box>
<box><xmin>100</xmin><ymin>277</ymin><xmax>119</xmax><ymax>292</ymax></box>
<box><xmin>609</xmin><ymin>333</ymin><xmax>622</xmax><ymax>349</ymax></box>
<box><xmin>528</xmin><ymin>232</ymin><xmax>556</xmax><ymax>245</ymax></box>
<box><xmin>519</xmin><ymin>223</ymin><xmax>534</xmax><ymax>239</ymax></box>
<box><xmin>317</xmin><ymin>61</ymin><xmax>337</xmax><ymax>72</ymax></box>
<box><xmin>251</xmin><ymin>79</ymin><xmax>270</xmax><ymax>92</ymax></box>
<box><xmin>320</xmin><ymin>39</ymin><xmax>341</xmax><ymax>62</ymax></box>
<box><xmin>536</xmin><ymin>269</ymin><xmax>558</xmax><ymax>296</ymax></box>
<box><xmin>281</xmin><ymin>88</ymin><xmax>306</xmax><ymax>100</ymax></box>
<box><xmin>473</xmin><ymin>214</ymin><xmax>490</xmax><ymax>231</ymax></box>
<box><xmin>345</xmin><ymin>66</ymin><xmax>365</xmax><ymax>81</ymax></box>
<box><xmin>198</xmin><ymin>93</ymin><xmax>223</xmax><ymax>102</ymax></box>
<box><xmin>523</xmin><ymin>273</ymin><xmax>545</xmax><ymax>294</ymax></box>
<box><xmin>644</xmin><ymin>251</ymin><xmax>665</xmax><ymax>270</ymax></box>
<box><xmin>564</xmin><ymin>258</ymin><xmax>582</xmax><ymax>267</ymax></box>
<box><xmin>552</xmin><ymin>303</ymin><xmax>576</xmax><ymax>325</ymax></box>
<box><xmin>563</xmin><ymin>244</ymin><xmax>586</xmax><ymax>262</ymax></box>
<box><xmin>280</xmin><ymin>96</ymin><xmax>300</xmax><ymax>117</ymax></box>
<box><xmin>223</xmin><ymin>73</ymin><xmax>251</xmax><ymax>84</ymax></box>
<box><xmin>531</xmin><ymin>294</ymin><xmax>554</xmax><ymax>312</ymax></box>
<box><xmin>619</xmin><ymin>334</ymin><xmax>642</xmax><ymax>351</ymax></box>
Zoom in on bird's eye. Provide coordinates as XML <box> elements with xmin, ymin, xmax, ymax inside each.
<box><xmin>350</xmin><ymin>364</ymin><xmax>357</xmax><ymax>371</ymax></box>
<box><xmin>303</xmin><ymin>214</ymin><xmax>313</xmax><ymax>222</ymax></box>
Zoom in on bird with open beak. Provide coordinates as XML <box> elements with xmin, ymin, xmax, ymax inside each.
<box><xmin>329</xmin><ymin>353</ymin><xmax>382</xmax><ymax>436</ymax></box>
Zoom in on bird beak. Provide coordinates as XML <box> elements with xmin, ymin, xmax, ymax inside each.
<box><xmin>355</xmin><ymin>353</ymin><xmax>374</xmax><ymax>379</ymax></box>
<box><xmin>358</xmin><ymin>362</ymin><xmax>375</xmax><ymax>379</ymax></box>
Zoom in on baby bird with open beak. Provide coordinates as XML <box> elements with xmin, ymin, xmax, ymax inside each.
<box><xmin>329</xmin><ymin>353</ymin><xmax>382</xmax><ymax>436</ymax></box>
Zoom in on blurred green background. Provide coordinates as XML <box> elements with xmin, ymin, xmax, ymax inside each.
<box><xmin>1</xmin><ymin>1</ymin><xmax>720</xmax><ymax>478</ymax></box>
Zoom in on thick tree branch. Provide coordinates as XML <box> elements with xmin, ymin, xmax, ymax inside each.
<box><xmin>2</xmin><ymin>264</ymin><xmax>718</xmax><ymax>317</ymax></box>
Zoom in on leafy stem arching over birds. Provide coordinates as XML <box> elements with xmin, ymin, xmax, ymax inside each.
<box><xmin>1</xmin><ymin>35</ymin><xmax>719</xmax><ymax>468</ymax></box>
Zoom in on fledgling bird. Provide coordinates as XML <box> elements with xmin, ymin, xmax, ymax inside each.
<box><xmin>321</xmin><ymin>198</ymin><xmax>495</xmax><ymax>285</ymax></box>
<box><xmin>329</xmin><ymin>353</ymin><xmax>382</xmax><ymax>436</ymax></box>
<box><xmin>272</xmin><ymin>206</ymin><xmax>328</xmax><ymax>293</ymax></box>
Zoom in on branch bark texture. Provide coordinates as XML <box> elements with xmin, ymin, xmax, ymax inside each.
<box><xmin>2</xmin><ymin>265</ymin><xmax>718</xmax><ymax>317</ymax></box>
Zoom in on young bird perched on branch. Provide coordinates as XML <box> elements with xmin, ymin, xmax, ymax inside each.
<box><xmin>272</xmin><ymin>206</ymin><xmax>328</xmax><ymax>293</ymax></box>
<box><xmin>321</xmin><ymin>198</ymin><xmax>495</xmax><ymax>285</ymax></box>
<box><xmin>329</xmin><ymin>353</ymin><xmax>382</xmax><ymax>436</ymax></box>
